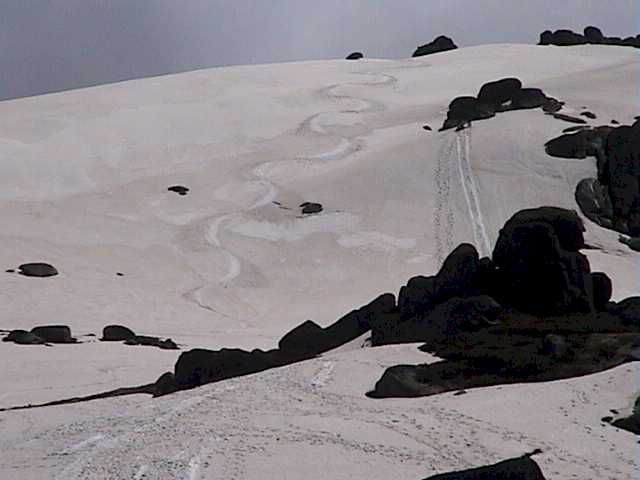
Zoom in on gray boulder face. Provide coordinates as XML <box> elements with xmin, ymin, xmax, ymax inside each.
<box><xmin>18</xmin><ymin>263</ymin><xmax>58</xmax><ymax>277</ymax></box>
<box><xmin>422</xmin><ymin>454</ymin><xmax>547</xmax><ymax>480</ymax></box>
<box><xmin>101</xmin><ymin>325</ymin><xmax>137</xmax><ymax>341</ymax></box>
<box><xmin>412</xmin><ymin>35</ymin><xmax>457</xmax><ymax>57</ymax></box>
<box><xmin>575</xmin><ymin>178</ymin><xmax>614</xmax><ymax>229</ymax></box>
<box><xmin>3</xmin><ymin>329</ymin><xmax>46</xmax><ymax>345</ymax></box>
<box><xmin>30</xmin><ymin>325</ymin><xmax>77</xmax><ymax>343</ymax></box>
<box><xmin>345</xmin><ymin>52</ymin><xmax>363</xmax><ymax>60</ymax></box>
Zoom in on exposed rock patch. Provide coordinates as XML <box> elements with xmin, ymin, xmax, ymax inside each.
<box><xmin>413</xmin><ymin>36</ymin><xmax>457</xmax><ymax>57</ymax></box>
<box><xmin>17</xmin><ymin>263</ymin><xmax>58</xmax><ymax>277</ymax></box>
<box><xmin>300</xmin><ymin>202</ymin><xmax>323</xmax><ymax>214</ymax></box>
<box><xmin>439</xmin><ymin>78</ymin><xmax>562</xmax><ymax>131</ymax></box>
<box><xmin>345</xmin><ymin>52</ymin><xmax>363</xmax><ymax>60</ymax></box>
<box><xmin>423</xmin><ymin>453</ymin><xmax>547</xmax><ymax>479</ymax></box>
<box><xmin>168</xmin><ymin>185</ymin><xmax>189</xmax><ymax>196</ymax></box>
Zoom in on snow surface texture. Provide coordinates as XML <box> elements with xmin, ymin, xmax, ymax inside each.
<box><xmin>0</xmin><ymin>44</ymin><xmax>639</xmax><ymax>479</ymax></box>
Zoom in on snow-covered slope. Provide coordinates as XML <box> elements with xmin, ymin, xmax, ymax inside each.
<box><xmin>0</xmin><ymin>44</ymin><xmax>638</xmax><ymax>479</ymax></box>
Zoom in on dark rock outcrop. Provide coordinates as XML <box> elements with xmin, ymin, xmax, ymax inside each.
<box><xmin>439</xmin><ymin>79</ymin><xmax>558</xmax><ymax>131</ymax></box>
<box><xmin>125</xmin><ymin>335</ymin><xmax>179</xmax><ymax>350</ymax></box>
<box><xmin>491</xmin><ymin>207</ymin><xmax>594</xmax><ymax>316</ymax></box>
<box><xmin>413</xmin><ymin>36</ymin><xmax>457</xmax><ymax>57</ymax></box>
<box><xmin>30</xmin><ymin>325</ymin><xmax>77</xmax><ymax>343</ymax></box>
<box><xmin>168</xmin><ymin>185</ymin><xmax>189</xmax><ymax>196</ymax></box>
<box><xmin>477</xmin><ymin>77</ymin><xmax>522</xmax><ymax>108</ymax></box>
<box><xmin>157</xmin><ymin>293</ymin><xmax>395</xmax><ymax>394</ymax></box>
<box><xmin>551</xmin><ymin>113</ymin><xmax>587</xmax><ymax>125</ymax></box>
<box><xmin>300</xmin><ymin>202</ymin><xmax>323</xmax><ymax>214</ymax></box>
<box><xmin>511</xmin><ymin>88</ymin><xmax>548</xmax><ymax>110</ymax></box>
<box><xmin>345</xmin><ymin>52</ymin><xmax>364</xmax><ymax>60</ymax></box>
<box><xmin>101</xmin><ymin>325</ymin><xmax>136</xmax><ymax>342</ymax></box>
<box><xmin>423</xmin><ymin>454</ymin><xmax>547</xmax><ymax>480</ymax></box>
<box><xmin>18</xmin><ymin>263</ymin><xmax>58</xmax><ymax>277</ymax></box>
<box><xmin>2</xmin><ymin>330</ymin><xmax>46</xmax><ymax>345</ymax></box>
<box><xmin>440</xmin><ymin>97</ymin><xmax>495</xmax><ymax>131</ymax></box>
<box><xmin>611</xmin><ymin>396</ymin><xmax>640</xmax><ymax>434</ymax></box>
<box><xmin>539</xmin><ymin>26</ymin><xmax>640</xmax><ymax>49</ymax></box>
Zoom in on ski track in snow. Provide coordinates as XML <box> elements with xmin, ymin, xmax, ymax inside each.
<box><xmin>434</xmin><ymin>134</ymin><xmax>456</xmax><ymax>266</ymax></box>
<box><xmin>455</xmin><ymin>128</ymin><xmax>491</xmax><ymax>257</ymax></box>
<box><xmin>194</xmin><ymin>69</ymin><xmax>397</xmax><ymax>292</ymax></box>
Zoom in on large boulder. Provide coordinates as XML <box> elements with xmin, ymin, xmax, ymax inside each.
<box><xmin>345</xmin><ymin>52</ymin><xmax>363</xmax><ymax>60</ymax></box>
<box><xmin>173</xmin><ymin>348</ymin><xmax>283</xmax><ymax>389</ymax></box>
<box><xmin>278</xmin><ymin>320</ymin><xmax>328</xmax><ymax>356</ymax></box>
<box><xmin>2</xmin><ymin>330</ymin><xmax>46</xmax><ymax>345</ymax></box>
<box><xmin>30</xmin><ymin>325</ymin><xmax>76</xmax><ymax>343</ymax></box>
<box><xmin>440</xmin><ymin>97</ymin><xmax>495</xmax><ymax>130</ymax></box>
<box><xmin>413</xmin><ymin>36</ymin><xmax>457</xmax><ymax>57</ymax></box>
<box><xmin>491</xmin><ymin>208</ymin><xmax>593</xmax><ymax>315</ymax></box>
<box><xmin>18</xmin><ymin>263</ymin><xmax>58</xmax><ymax>277</ymax></box>
<box><xmin>477</xmin><ymin>77</ymin><xmax>522</xmax><ymax>108</ymax></box>
<box><xmin>603</xmin><ymin>125</ymin><xmax>640</xmax><ymax>235</ymax></box>
<box><xmin>101</xmin><ymin>325</ymin><xmax>136</xmax><ymax>341</ymax></box>
<box><xmin>398</xmin><ymin>275</ymin><xmax>437</xmax><ymax>320</ymax></box>
<box><xmin>591</xmin><ymin>272</ymin><xmax>613</xmax><ymax>311</ymax></box>
<box><xmin>547</xmin><ymin>29</ymin><xmax>588</xmax><ymax>46</ymax></box>
<box><xmin>584</xmin><ymin>26</ymin><xmax>605</xmax><ymax>43</ymax></box>
<box><xmin>510</xmin><ymin>88</ymin><xmax>548</xmax><ymax>109</ymax></box>
<box><xmin>425</xmin><ymin>295</ymin><xmax>503</xmax><ymax>339</ymax></box>
<box><xmin>422</xmin><ymin>454</ymin><xmax>547</xmax><ymax>479</ymax></box>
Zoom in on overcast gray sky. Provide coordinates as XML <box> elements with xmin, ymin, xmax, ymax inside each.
<box><xmin>0</xmin><ymin>1</ymin><xmax>637</xmax><ymax>101</ymax></box>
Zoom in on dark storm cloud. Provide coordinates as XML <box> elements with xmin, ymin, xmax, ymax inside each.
<box><xmin>0</xmin><ymin>1</ymin><xmax>636</xmax><ymax>101</ymax></box>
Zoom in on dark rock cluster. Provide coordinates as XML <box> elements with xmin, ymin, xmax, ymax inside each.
<box><xmin>101</xmin><ymin>325</ymin><xmax>178</xmax><ymax>350</ymax></box>
<box><xmin>545</xmin><ymin>121</ymin><xmax>640</xmax><ymax>243</ymax></box>
<box><xmin>3</xmin><ymin>325</ymin><xmax>77</xmax><ymax>345</ymax></box>
<box><xmin>367</xmin><ymin>207</ymin><xmax>640</xmax><ymax>399</ymax></box>
<box><xmin>423</xmin><ymin>453</ymin><xmax>546</xmax><ymax>480</ymax></box>
<box><xmin>539</xmin><ymin>26</ymin><xmax>640</xmax><ymax>48</ymax></box>
<box><xmin>413</xmin><ymin>36</ymin><xmax>458</xmax><ymax>58</ymax></box>
<box><xmin>440</xmin><ymin>78</ymin><xmax>564</xmax><ymax>131</ymax></box>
